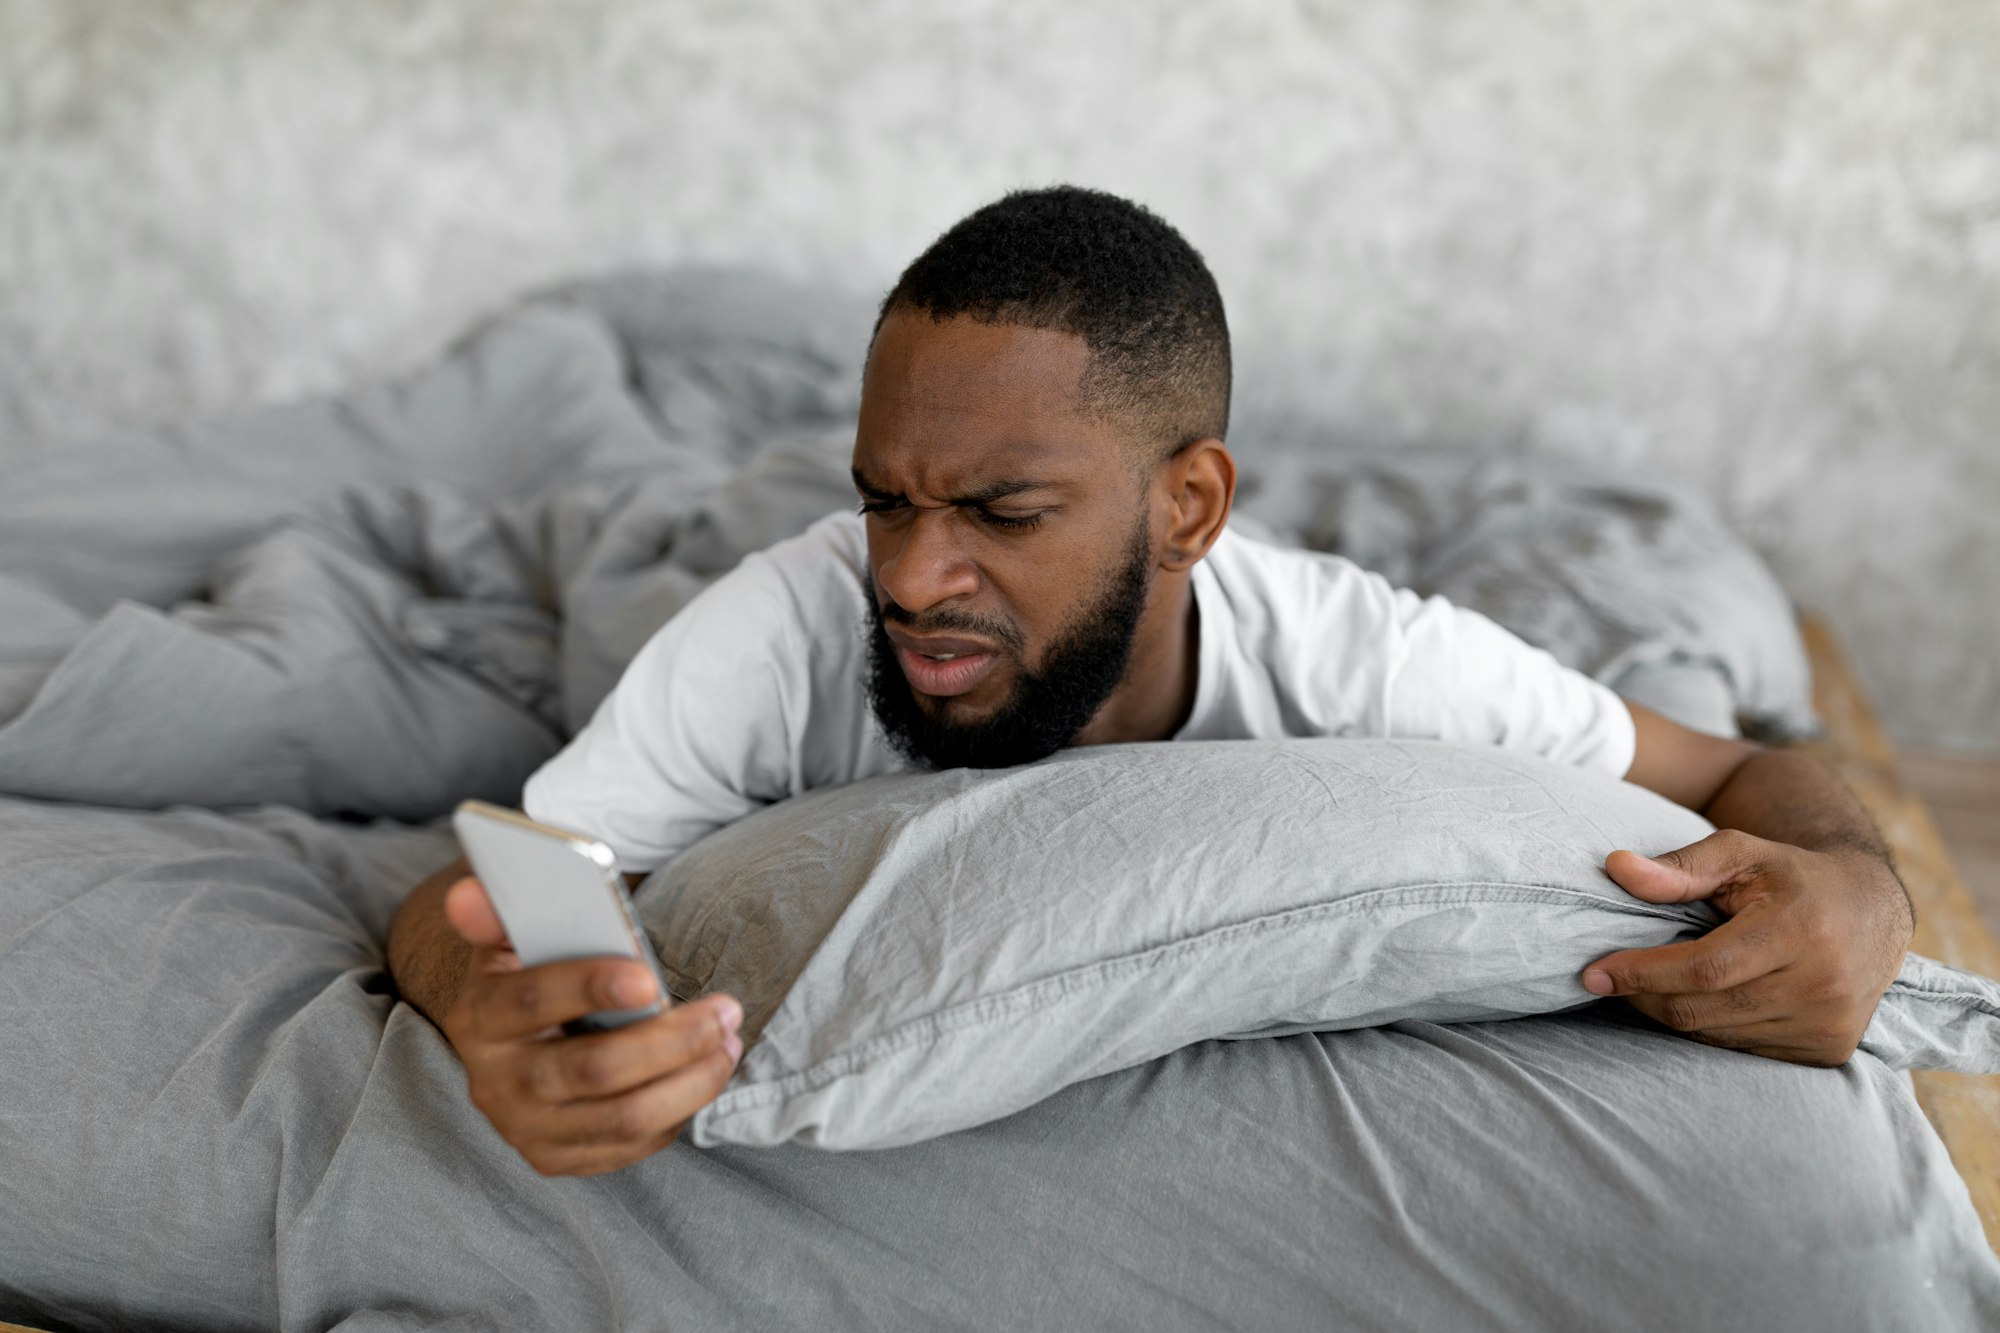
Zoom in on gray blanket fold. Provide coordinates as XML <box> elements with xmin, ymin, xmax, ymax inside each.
<box><xmin>0</xmin><ymin>270</ymin><xmax>1815</xmax><ymax>820</ymax></box>
<box><xmin>3</xmin><ymin>797</ymin><xmax>1997</xmax><ymax>1332</ymax></box>
<box><xmin>2</xmin><ymin>268</ymin><xmax>1993</xmax><ymax>1330</ymax></box>
<box><xmin>1236</xmin><ymin>447</ymin><xmax>1819</xmax><ymax>739</ymax></box>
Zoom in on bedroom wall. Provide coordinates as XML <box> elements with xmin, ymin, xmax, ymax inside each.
<box><xmin>4</xmin><ymin>0</ymin><xmax>1997</xmax><ymax>752</ymax></box>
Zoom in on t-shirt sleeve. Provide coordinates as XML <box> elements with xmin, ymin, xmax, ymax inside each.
<box><xmin>1379</xmin><ymin>584</ymin><xmax>1637</xmax><ymax>778</ymax></box>
<box><xmin>520</xmin><ymin>555</ymin><xmax>803</xmax><ymax>872</ymax></box>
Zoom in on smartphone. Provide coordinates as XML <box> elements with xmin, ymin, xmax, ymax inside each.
<box><xmin>451</xmin><ymin>800</ymin><xmax>672</xmax><ymax>1034</ymax></box>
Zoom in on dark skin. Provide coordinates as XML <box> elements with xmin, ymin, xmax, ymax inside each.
<box><xmin>389</xmin><ymin>310</ymin><xmax>1915</xmax><ymax>1176</ymax></box>
<box><xmin>388</xmin><ymin>860</ymin><xmax>741</xmax><ymax>1178</ymax></box>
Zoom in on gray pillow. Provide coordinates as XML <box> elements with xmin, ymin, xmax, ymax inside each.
<box><xmin>633</xmin><ymin>738</ymin><xmax>2000</xmax><ymax>1150</ymax></box>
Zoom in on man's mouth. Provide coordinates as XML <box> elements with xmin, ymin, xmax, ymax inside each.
<box><xmin>886</xmin><ymin>629</ymin><xmax>1001</xmax><ymax>698</ymax></box>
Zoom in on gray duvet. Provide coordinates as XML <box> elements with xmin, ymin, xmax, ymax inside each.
<box><xmin>3</xmin><ymin>269</ymin><xmax>1996</xmax><ymax>1330</ymax></box>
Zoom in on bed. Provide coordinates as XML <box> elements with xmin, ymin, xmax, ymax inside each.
<box><xmin>1800</xmin><ymin>614</ymin><xmax>2000</xmax><ymax>1250</ymax></box>
<box><xmin>2</xmin><ymin>271</ymin><xmax>1997</xmax><ymax>1330</ymax></box>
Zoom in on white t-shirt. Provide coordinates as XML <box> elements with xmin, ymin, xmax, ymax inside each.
<box><xmin>523</xmin><ymin>511</ymin><xmax>1637</xmax><ymax>871</ymax></box>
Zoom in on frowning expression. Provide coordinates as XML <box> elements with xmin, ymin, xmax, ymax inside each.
<box><xmin>852</xmin><ymin>310</ymin><xmax>1162</xmax><ymax>766</ymax></box>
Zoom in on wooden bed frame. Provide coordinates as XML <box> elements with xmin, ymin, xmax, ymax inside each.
<box><xmin>0</xmin><ymin>618</ymin><xmax>1992</xmax><ymax>1333</ymax></box>
<box><xmin>1800</xmin><ymin>615</ymin><xmax>2000</xmax><ymax>1252</ymax></box>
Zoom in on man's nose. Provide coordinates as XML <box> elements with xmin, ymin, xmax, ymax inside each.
<box><xmin>875</xmin><ymin>508</ymin><xmax>981</xmax><ymax>614</ymax></box>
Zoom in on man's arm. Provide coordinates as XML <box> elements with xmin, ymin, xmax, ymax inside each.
<box><xmin>383</xmin><ymin>544</ymin><xmax>817</xmax><ymax>1172</ymax></box>
<box><xmin>1585</xmin><ymin>701</ymin><xmax>1915</xmax><ymax>1066</ymax></box>
<box><xmin>386</xmin><ymin>860</ymin><xmax>743</xmax><ymax>1176</ymax></box>
<box><xmin>386</xmin><ymin>856</ymin><xmax>480</xmax><ymax>1027</ymax></box>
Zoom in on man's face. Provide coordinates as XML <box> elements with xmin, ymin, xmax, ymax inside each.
<box><xmin>852</xmin><ymin>311</ymin><xmax>1161</xmax><ymax>769</ymax></box>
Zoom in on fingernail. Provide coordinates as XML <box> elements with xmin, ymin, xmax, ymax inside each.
<box><xmin>1582</xmin><ymin>969</ymin><xmax>1615</xmax><ymax>996</ymax></box>
<box><xmin>610</xmin><ymin>969</ymin><xmax>654</xmax><ymax>1007</ymax></box>
<box><xmin>714</xmin><ymin>995</ymin><xmax>744</xmax><ymax>1034</ymax></box>
<box><xmin>724</xmin><ymin>1034</ymin><xmax>743</xmax><ymax>1063</ymax></box>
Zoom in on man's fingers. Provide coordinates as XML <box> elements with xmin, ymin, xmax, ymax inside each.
<box><xmin>1603</xmin><ymin>829</ymin><xmax>1769</xmax><ymax>906</ymax></box>
<box><xmin>524</xmin><ymin>1046</ymin><xmax>741</xmax><ymax>1171</ymax></box>
<box><xmin>460</xmin><ymin>990</ymin><xmax>748</xmax><ymax>1177</ymax></box>
<box><xmin>1583</xmin><ymin>919</ymin><xmax>1780</xmax><ymax>998</ymax></box>
<box><xmin>531</xmin><ymin>996</ymin><xmax>744</xmax><ymax>1102</ymax></box>
<box><xmin>1685</xmin><ymin>1028</ymin><xmax>1837</xmax><ymax>1066</ymax></box>
<box><xmin>1633</xmin><ymin>1011</ymin><xmax>1853</xmax><ymax>1068</ymax></box>
<box><xmin>443</xmin><ymin>877</ymin><xmax>510</xmax><ymax>948</ymax></box>
<box><xmin>466</xmin><ymin>957</ymin><xmax>664</xmax><ymax>1042</ymax></box>
<box><xmin>1622</xmin><ymin>972</ymin><xmax>1792</xmax><ymax>1034</ymax></box>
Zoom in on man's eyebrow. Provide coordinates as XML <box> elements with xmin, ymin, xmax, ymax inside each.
<box><xmin>850</xmin><ymin>469</ymin><xmax>1055</xmax><ymax>506</ymax></box>
<box><xmin>851</xmin><ymin>468</ymin><xmax>897</xmax><ymax>499</ymax></box>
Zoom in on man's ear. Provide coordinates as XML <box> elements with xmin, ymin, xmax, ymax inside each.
<box><xmin>1157</xmin><ymin>439</ymin><xmax>1235</xmax><ymax>572</ymax></box>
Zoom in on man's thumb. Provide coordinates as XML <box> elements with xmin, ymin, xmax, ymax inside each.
<box><xmin>1604</xmin><ymin>835</ymin><xmax>1751</xmax><ymax>904</ymax></box>
<box><xmin>443</xmin><ymin>876</ymin><xmax>511</xmax><ymax>948</ymax></box>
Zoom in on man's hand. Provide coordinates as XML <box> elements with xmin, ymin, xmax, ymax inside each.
<box><xmin>1581</xmin><ymin>829</ymin><xmax>1914</xmax><ymax>1066</ymax></box>
<box><xmin>437</xmin><ymin>876</ymin><xmax>743</xmax><ymax>1177</ymax></box>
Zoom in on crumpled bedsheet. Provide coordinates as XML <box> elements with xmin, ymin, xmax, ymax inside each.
<box><xmin>4</xmin><ymin>796</ymin><xmax>1998</xmax><ymax>1332</ymax></box>
<box><xmin>0</xmin><ymin>270</ymin><xmax>1814</xmax><ymax>824</ymax></box>
<box><xmin>2</xmin><ymin>268</ymin><xmax>1991</xmax><ymax>1331</ymax></box>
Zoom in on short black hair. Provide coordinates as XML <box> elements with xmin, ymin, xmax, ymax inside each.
<box><xmin>875</xmin><ymin>185</ymin><xmax>1231</xmax><ymax>458</ymax></box>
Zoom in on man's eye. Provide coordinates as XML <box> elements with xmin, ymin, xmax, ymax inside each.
<box><xmin>977</xmin><ymin>509</ymin><xmax>1045</xmax><ymax>532</ymax></box>
<box><xmin>857</xmin><ymin>499</ymin><xmax>906</xmax><ymax>517</ymax></box>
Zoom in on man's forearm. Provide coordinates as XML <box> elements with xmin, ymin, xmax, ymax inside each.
<box><xmin>1704</xmin><ymin>749</ymin><xmax>1884</xmax><ymax>855</ymax></box>
<box><xmin>386</xmin><ymin>855</ymin><xmax>477</xmax><ymax>1028</ymax></box>
<box><xmin>1701</xmin><ymin>750</ymin><xmax>1909</xmax><ymax>916</ymax></box>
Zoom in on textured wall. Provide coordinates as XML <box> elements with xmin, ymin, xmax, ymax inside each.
<box><xmin>4</xmin><ymin>0</ymin><xmax>1997</xmax><ymax>750</ymax></box>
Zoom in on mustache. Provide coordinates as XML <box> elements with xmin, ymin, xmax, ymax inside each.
<box><xmin>876</xmin><ymin>599</ymin><xmax>1026</xmax><ymax>656</ymax></box>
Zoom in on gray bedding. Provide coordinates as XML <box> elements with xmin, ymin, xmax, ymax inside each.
<box><xmin>3</xmin><ymin>269</ymin><xmax>1996</xmax><ymax>1330</ymax></box>
<box><xmin>3</xmin><ymin>799</ymin><xmax>1995</xmax><ymax>1331</ymax></box>
<box><xmin>649</xmin><ymin>739</ymin><xmax>2000</xmax><ymax>1151</ymax></box>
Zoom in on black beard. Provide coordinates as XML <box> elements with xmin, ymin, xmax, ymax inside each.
<box><xmin>865</xmin><ymin>520</ymin><xmax>1155</xmax><ymax>770</ymax></box>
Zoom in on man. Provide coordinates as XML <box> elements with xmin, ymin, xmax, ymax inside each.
<box><xmin>388</xmin><ymin>186</ymin><xmax>1914</xmax><ymax>1178</ymax></box>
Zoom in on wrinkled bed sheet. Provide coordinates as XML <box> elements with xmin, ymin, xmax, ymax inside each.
<box><xmin>2</xmin><ymin>269</ymin><xmax>1993</xmax><ymax>1330</ymax></box>
<box><xmin>4</xmin><ymin>798</ymin><xmax>1998</xmax><ymax>1332</ymax></box>
<box><xmin>0</xmin><ymin>272</ymin><xmax>1815</xmax><ymax>822</ymax></box>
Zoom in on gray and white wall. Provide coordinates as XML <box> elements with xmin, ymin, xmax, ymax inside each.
<box><xmin>4</xmin><ymin>0</ymin><xmax>1996</xmax><ymax>750</ymax></box>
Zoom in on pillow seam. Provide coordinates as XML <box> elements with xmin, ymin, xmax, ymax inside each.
<box><xmin>710</xmin><ymin>878</ymin><xmax>1699</xmax><ymax>1115</ymax></box>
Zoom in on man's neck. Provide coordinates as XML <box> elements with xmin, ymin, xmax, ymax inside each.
<box><xmin>1072</xmin><ymin>569</ymin><xmax>1200</xmax><ymax>747</ymax></box>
